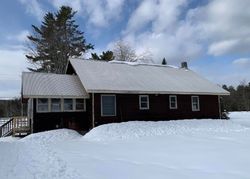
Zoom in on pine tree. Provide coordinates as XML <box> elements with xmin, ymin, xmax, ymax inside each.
<box><xmin>99</xmin><ymin>51</ymin><xmax>114</xmax><ymax>61</ymax></box>
<box><xmin>91</xmin><ymin>53</ymin><xmax>100</xmax><ymax>60</ymax></box>
<box><xmin>162</xmin><ymin>58</ymin><xmax>167</xmax><ymax>65</ymax></box>
<box><xmin>91</xmin><ymin>51</ymin><xmax>114</xmax><ymax>61</ymax></box>
<box><xmin>26</xmin><ymin>6</ymin><xmax>93</xmax><ymax>73</ymax></box>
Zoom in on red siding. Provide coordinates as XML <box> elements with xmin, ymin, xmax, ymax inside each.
<box><xmin>94</xmin><ymin>94</ymin><xmax>220</xmax><ymax>126</ymax></box>
<box><xmin>32</xmin><ymin>94</ymin><xmax>220</xmax><ymax>132</ymax></box>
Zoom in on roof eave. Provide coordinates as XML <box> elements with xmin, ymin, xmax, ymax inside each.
<box><xmin>22</xmin><ymin>94</ymin><xmax>90</xmax><ymax>99</ymax></box>
<box><xmin>87</xmin><ymin>89</ymin><xmax>230</xmax><ymax>96</ymax></box>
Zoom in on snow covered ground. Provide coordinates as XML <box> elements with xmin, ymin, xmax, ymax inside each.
<box><xmin>0</xmin><ymin>112</ymin><xmax>250</xmax><ymax>179</ymax></box>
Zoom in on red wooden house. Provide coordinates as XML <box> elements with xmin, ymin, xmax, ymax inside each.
<box><xmin>21</xmin><ymin>59</ymin><xmax>229</xmax><ymax>133</ymax></box>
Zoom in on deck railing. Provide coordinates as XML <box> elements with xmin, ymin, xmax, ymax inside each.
<box><xmin>0</xmin><ymin>117</ymin><xmax>30</xmax><ymax>137</ymax></box>
<box><xmin>0</xmin><ymin>118</ymin><xmax>14</xmax><ymax>137</ymax></box>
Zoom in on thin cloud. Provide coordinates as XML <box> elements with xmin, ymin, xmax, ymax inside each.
<box><xmin>208</xmin><ymin>39</ymin><xmax>240</xmax><ymax>56</ymax></box>
<box><xmin>6</xmin><ymin>30</ymin><xmax>29</xmax><ymax>43</ymax></box>
<box><xmin>51</xmin><ymin>0</ymin><xmax>126</xmax><ymax>28</ymax></box>
<box><xmin>121</xmin><ymin>0</ymin><xmax>200</xmax><ymax>63</ymax></box>
<box><xmin>18</xmin><ymin>0</ymin><xmax>45</xmax><ymax>20</ymax></box>
<box><xmin>233</xmin><ymin>58</ymin><xmax>250</xmax><ymax>68</ymax></box>
<box><xmin>0</xmin><ymin>47</ymin><xmax>29</xmax><ymax>97</ymax></box>
<box><xmin>117</xmin><ymin>0</ymin><xmax>250</xmax><ymax>62</ymax></box>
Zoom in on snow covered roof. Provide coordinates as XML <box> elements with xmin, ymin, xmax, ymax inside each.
<box><xmin>69</xmin><ymin>59</ymin><xmax>229</xmax><ymax>95</ymax></box>
<box><xmin>22</xmin><ymin>72</ymin><xmax>89</xmax><ymax>98</ymax></box>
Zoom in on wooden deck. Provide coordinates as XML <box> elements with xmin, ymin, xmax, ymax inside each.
<box><xmin>0</xmin><ymin>117</ymin><xmax>30</xmax><ymax>137</ymax></box>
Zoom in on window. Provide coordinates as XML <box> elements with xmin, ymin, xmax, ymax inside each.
<box><xmin>51</xmin><ymin>99</ymin><xmax>61</xmax><ymax>112</ymax></box>
<box><xmin>37</xmin><ymin>98</ymin><xmax>49</xmax><ymax>112</ymax></box>
<box><xmin>139</xmin><ymin>95</ymin><xmax>149</xmax><ymax>110</ymax></box>
<box><xmin>75</xmin><ymin>99</ymin><xmax>85</xmax><ymax>111</ymax></box>
<box><xmin>37</xmin><ymin>98</ymin><xmax>87</xmax><ymax>113</ymax></box>
<box><xmin>64</xmin><ymin>99</ymin><xmax>73</xmax><ymax>111</ymax></box>
<box><xmin>191</xmin><ymin>96</ymin><xmax>200</xmax><ymax>111</ymax></box>
<box><xmin>169</xmin><ymin>95</ymin><xmax>177</xmax><ymax>109</ymax></box>
<box><xmin>101</xmin><ymin>95</ymin><xmax>116</xmax><ymax>116</ymax></box>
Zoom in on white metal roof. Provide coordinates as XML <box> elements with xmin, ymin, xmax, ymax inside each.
<box><xmin>69</xmin><ymin>59</ymin><xmax>229</xmax><ymax>95</ymax></box>
<box><xmin>22</xmin><ymin>72</ymin><xmax>89</xmax><ymax>98</ymax></box>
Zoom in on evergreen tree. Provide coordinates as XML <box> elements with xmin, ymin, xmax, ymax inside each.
<box><xmin>26</xmin><ymin>6</ymin><xmax>93</xmax><ymax>73</ymax></box>
<box><xmin>91</xmin><ymin>51</ymin><xmax>114</xmax><ymax>61</ymax></box>
<box><xmin>99</xmin><ymin>51</ymin><xmax>114</xmax><ymax>61</ymax></box>
<box><xmin>221</xmin><ymin>83</ymin><xmax>250</xmax><ymax>111</ymax></box>
<box><xmin>0</xmin><ymin>103</ymin><xmax>4</xmax><ymax>117</ymax></box>
<box><xmin>91</xmin><ymin>53</ymin><xmax>100</xmax><ymax>60</ymax></box>
<box><xmin>162</xmin><ymin>58</ymin><xmax>167</xmax><ymax>65</ymax></box>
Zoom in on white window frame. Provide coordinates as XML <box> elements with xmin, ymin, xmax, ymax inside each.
<box><xmin>63</xmin><ymin>99</ymin><xmax>74</xmax><ymax>112</ymax></box>
<box><xmin>50</xmin><ymin>98</ymin><xmax>62</xmax><ymax>112</ymax></box>
<box><xmin>191</xmin><ymin>96</ymin><xmax>200</xmax><ymax>111</ymax></box>
<box><xmin>37</xmin><ymin>98</ymin><xmax>49</xmax><ymax>113</ymax></box>
<box><xmin>75</xmin><ymin>99</ymin><xmax>86</xmax><ymax>112</ymax></box>
<box><xmin>169</xmin><ymin>95</ymin><xmax>177</xmax><ymax>109</ymax></box>
<box><xmin>139</xmin><ymin>95</ymin><xmax>149</xmax><ymax>110</ymax></box>
<box><xmin>37</xmin><ymin>98</ymin><xmax>87</xmax><ymax>113</ymax></box>
<box><xmin>101</xmin><ymin>95</ymin><xmax>116</xmax><ymax>116</ymax></box>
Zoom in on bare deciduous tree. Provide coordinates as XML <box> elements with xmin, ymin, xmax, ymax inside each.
<box><xmin>112</xmin><ymin>40</ymin><xmax>137</xmax><ymax>62</ymax></box>
<box><xmin>112</xmin><ymin>40</ymin><xmax>153</xmax><ymax>63</ymax></box>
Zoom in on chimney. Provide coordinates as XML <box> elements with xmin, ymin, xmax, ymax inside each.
<box><xmin>181</xmin><ymin>61</ymin><xmax>188</xmax><ymax>69</ymax></box>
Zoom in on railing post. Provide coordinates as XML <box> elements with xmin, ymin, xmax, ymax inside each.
<box><xmin>12</xmin><ymin>118</ymin><xmax>15</xmax><ymax>136</ymax></box>
<box><xmin>0</xmin><ymin>116</ymin><xmax>29</xmax><ymax>137</ymax></box>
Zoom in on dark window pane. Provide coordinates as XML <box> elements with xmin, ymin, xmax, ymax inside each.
<box><xmin>192</xmin><ymin>96</ymin><xmax>199</xmax><ymax>111</ymax></box>
<box><xmin>193</xmin><ymin>97</ymin><xmax>198</xmax><ymax>103</ymax></box>
<box><xmin>141</xmin><ymin>102</ymin><xmax>148</xmax><ymax>108</ymax></box>
<box><xmin>64</xmin><ymin>99</ymin><xmax>73</xmax><ymax>111</ymax></box>
<box><xmin>102</xmin><ymin>96</ymin><xmax>116</xmax><ymax>116</ymax></box>
<box><xmin>140</xmin><ymin>96</ymin><xmax>149</xmax><ymax>109</ymax></box>
<box><xmin>170</xmin><ymin>96</ymin><xmax>177</xmax><ymax>109</ymax></box>
<box><xmin>37</xmin><ymin>98</ymin><xmax>48</xmax><ymax>112</ymax></box>
<box><xmin>51</xmin><ymin>99</ymin><xmax>61</xmax><ymax>112</ymax></box>
<box><xmin>141</xmin><ymin>97</ymin><xmax>148</xmax><ymax>102</ymax></box>
<box><xmin>170</xmin><ymin>102</ymin><xmax>176</xmax><ymax>108</ymax></box>
<box><xmin>76</xmin><ymin>99</ymin><xmax>85</xmax><ymax>110</ymax></box>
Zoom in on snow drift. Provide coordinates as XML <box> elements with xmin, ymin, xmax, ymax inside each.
<box><xmin>0</xmin><ymin>129</ymin><xmax>82</xmax><ymax>179</ymax></box>
<box><xmin>0</xmin><ymin>112</ymin><xmax>250</xmax><ymax>179</ymax></box>
<box><xmin>84</xmin><ymin>118</ymin><xmax>249</xmax><ymax>141</ymax></box>
<box><xmin>21</xmin><ymin>129</ymin><xmax>81</xmax><ymax>143</ymax></box>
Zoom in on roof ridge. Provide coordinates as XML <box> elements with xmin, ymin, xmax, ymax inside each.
<box><xmin>22</xmin><ymin>72</ymin><xmax>77</xmax><ymax>76</ymax></box>
<box><xmin>70</xmin><ymin>58</ymin><xmax>181</xmax><ymax>69</ymax></box>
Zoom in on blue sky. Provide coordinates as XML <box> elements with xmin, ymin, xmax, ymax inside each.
<box><xmin>0</xmin><ymin>0</ymin><xmax>250</xmax><ymax>97</ymax></box>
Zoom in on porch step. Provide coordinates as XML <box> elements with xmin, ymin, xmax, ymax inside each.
<box><xmin>0</xmin><ymin>117</ymin><xmax>30</xmax><ymax>137</ymax></box>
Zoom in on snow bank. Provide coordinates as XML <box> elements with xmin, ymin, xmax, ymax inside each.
<box><xmin>229</xmin><ymin>111</ymin><xmax>250</xmax><ymax>127</ymax></box>
<box><xmin>229</xmin><ymin>111</ymin><xmax>250</xmax><ymax>119</ymax></box>
<box><xmin>0</xmin><ymin>136</ymin><xmax>20</xmax><ymax>142</ymax></box>
<box><xmin>84</xmin><ymin>119</ymin><xmax>248</xmax><ymax>141</ymax></box>
<box><xmin>0</xmin><ymin>129</ymin><xmax>82</xmax><ymax>179</ymax></box>
<box><xmin>0</xmin><ymin>129</ymin><xmax>80</xmax><ymax>144</ymax></box>
<box><xmin>21</xmin><ymin>129</ymin><xmax>82</xmax><ymax>143</ymax></box>
<box><xmin>1</xmin><ymin>113</ymin><xmax>250</xmax><ymax>179</ymax></box>
<box><xmin>109</xmin><ymin>60</ymin><xmax>179</xmax><ymax>68</ymax></box>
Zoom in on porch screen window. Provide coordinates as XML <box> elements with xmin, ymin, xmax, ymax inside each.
<box><xmin>51</xmin><ymin>99</ymin><xmax>61</xmax><ymax>112</ymax></box>
<box><xmin>191</xmin><ymin>96</ymin><xmax>200</xmax><ymax>111</ymax></box>
<box><xmin>64</xmin><ymin>99</ymin><xmax>73</xmax><ymax>111</ymax></box>
<box><xmin>76</xmin><ymin>99</ymin><xmax>85</xmax><ymax>111</ymax></box>
<box><xmin>169</xmin><ymin>95</ymin><xmax>177</xmax><ymax>109</ymax></box>
<box><xmin>139</xmin><ymin>95</ymin><xmax>149</xmax><ymax>110</ymax></box>
<box><xmin>37</xmin><ymin>98</ymin><xmax>49</xmax><ymax>112</ymax></box>
<box><xmin>101</xmin><ymin>95</ymin><xmax>116</xmax><ymax>116</ymax></box>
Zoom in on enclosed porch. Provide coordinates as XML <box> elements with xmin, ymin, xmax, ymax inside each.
<box><xmin>22</xmin><ymin>72</ymin><xmax>91</xmax><ymax>133</ymax></box>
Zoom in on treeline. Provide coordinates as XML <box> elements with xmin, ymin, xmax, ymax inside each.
<box><xmin>0</xmin><ymin>99</ymin><xmax>27</xmax><ymax>117</ymax></box>
<box><xmin>222</xmin><ymin>82</ymin><xmax>250</xmax><ymax>111</ymax></box>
